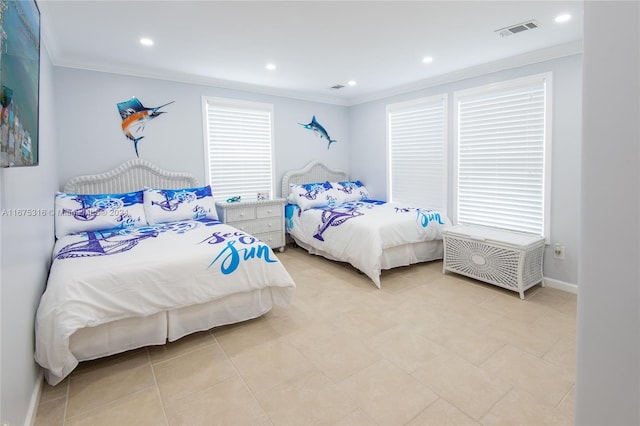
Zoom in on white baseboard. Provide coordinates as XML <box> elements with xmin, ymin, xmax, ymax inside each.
<box><xmin>544</xmin><ymin>277</ymin><xmax>578</xmax><ymax>295</ymax></box>
<box><xmin>26</xmin><ymin>370</ymin><xmax>43</xmax><ymax>426</ymax></box>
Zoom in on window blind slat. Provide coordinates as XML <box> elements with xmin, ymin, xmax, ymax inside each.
<box><xmin>204</xmin><ymin>98</ymin><xmax>274</xmax><ymax>201</ymax></box>
<box><xmin>456</xmin><ymin>76</ymin><xmax>548</xmax><ymax>236</ymax></box>
<box><xmin>388</xmin><ymin>97</ymin><xmax>446</xmax><ymax>211</ymax></box>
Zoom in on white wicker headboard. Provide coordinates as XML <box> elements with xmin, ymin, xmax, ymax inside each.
<box><xmin>63</xmin><ymin>159</ymin><xmax>200</xmax><ymax>194</ymax></box>
<box><xmin>281</xmin><ymin>161</ymin><xmax>348</xmax><ymax>197</ymax></box>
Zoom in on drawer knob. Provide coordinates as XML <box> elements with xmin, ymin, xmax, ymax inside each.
<box><xmin>240</xmin><ymin>213</ymin><xmax>244</xmax><ymax>217</ymax></box>
<box><xmin>268</xmin><ymin>223</ymin><xmax>272</xmax><ymax>228</ymax></box>
<box><xmin>267</xmin><ymin>209</ymin><xmax>272</xmax><ymax>214</ymax></box>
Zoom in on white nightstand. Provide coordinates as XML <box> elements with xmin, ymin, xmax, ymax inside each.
<box><xmin>215</xmin><ymin>198</ymin><xmax>286</xmax><ymax>252</ymax></box>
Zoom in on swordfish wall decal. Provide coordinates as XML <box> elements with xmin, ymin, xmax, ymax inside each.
<box><xmin>298</xmin><ymin>115</ymin><xmax>337</xmax><ymax>150</ymax></box>
<box><xmin>117</xmin><ymin>97</ymin><xmax>174</xmax><ymax>157</ymax></box>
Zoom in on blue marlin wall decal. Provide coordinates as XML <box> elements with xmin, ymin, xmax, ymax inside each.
<box><xmin>117</xmin><ymin>97</ymin><xmax>174</xmax><ymax>157</ymax></box>
<box><xmin>298</xmin><ymin>115</ymin><xmax>337</xmax><ymax>149</ymax></box>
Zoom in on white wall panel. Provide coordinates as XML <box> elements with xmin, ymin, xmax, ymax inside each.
<box><xmin>575</xmin><ymin>2</ymin><xmax>640</xmax><ymax>424</ymax></box>
<box><xmin>0</xmin><ymin>42</ymin><xmax>58</xmax><ymax>425</ymax></box>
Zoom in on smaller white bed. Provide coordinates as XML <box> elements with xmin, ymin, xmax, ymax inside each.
<box><xmin>35</xmin><ymin>159</ymin><xmax>295</xmax><ymax>385</ymax></box>
<box><xmin>282</xmin><ymin>161</ymin><xmax>451</xmax><ymax>288</ymax></box>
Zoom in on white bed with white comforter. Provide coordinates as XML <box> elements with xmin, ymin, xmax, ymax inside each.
<box><xmin>282</xmin><ymin>161</ymin><xmax>451</xmax><ymax>288</ymax></box>
<box><xmin>35</xmin><ymin>159</ymin><xmax>295</xmax><ymax>385</ymax></box>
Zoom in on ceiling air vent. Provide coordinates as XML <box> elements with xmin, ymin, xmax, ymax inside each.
<box><xmin>495</xmin><ymin>20</ymin><xmax>540</xmax><ymax>37</ymax></box>
<box><xmin>330</xmin><ymin>84</ymin><xmax>345</xmax><ymax>90</ymax></box>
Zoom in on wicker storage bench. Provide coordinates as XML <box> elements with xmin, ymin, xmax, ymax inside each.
<box><xmin>442</xmin><ymin>224</ymin><xmax>545</xmax><ymax>299</ymax></box>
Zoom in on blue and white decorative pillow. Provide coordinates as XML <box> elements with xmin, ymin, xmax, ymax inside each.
<box><xmin>143</xmin><ymin>185</ymin><xmax>218</xmax><ymax>224</ymax></box>
<box><xmin>333</xmin><ymin>180</ymin><xmax>371</xmax><ymax>203</ymax></box>
<box><xmin>55</xmin><ymin>190</ymin><xmax>147</xmax><ymax>239</ymax></box>
<box><xmin>289</xmin><ymin>181</ymin><xmax>340</xmax><ymax>211</ymax></box>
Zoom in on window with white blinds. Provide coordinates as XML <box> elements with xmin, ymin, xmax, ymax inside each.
<box><xmin>453</xmin><ymin>73</ymin><xmax>551</xmax><ymax>237</ymax></box>
<box><xmin>387</xmin><ymin>95</ymin><xmax>447</xmax><ymax>212</ymax></box>
<box><xmin>202</xmin><ymin>97</ymin><xmax>274</xmax><ymax>201</ymax></box>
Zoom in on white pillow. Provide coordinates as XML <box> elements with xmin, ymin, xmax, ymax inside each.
<box><xmin>289</xmin><ymin>181</ymin><xmax>340</xmax><ymax>211</ymax></box>
<box><xmin>332</xmin><ymin>180</ymin><xmax>371</xmax><ymax>203</ymax></box>
<box><xmin>55</xmin><ymin>190</ymin><xmax>146</xmax><ymax>239</ymax></box>
<box><xmin>143</xmin><ymin>185</ymin><xmax>218</xmax><ymax>224</ymax></box>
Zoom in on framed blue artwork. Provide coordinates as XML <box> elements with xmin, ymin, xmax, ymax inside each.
<box><xmin>0</xmin><ymin>0</ymin><xmax>40</xmax><ymax>167</ymax></box>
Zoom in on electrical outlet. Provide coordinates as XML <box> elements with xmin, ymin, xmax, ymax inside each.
<box><xmin>553</xmin><ymin>243</ymin><xmax>565</xmax><ymax>259</ymax></box>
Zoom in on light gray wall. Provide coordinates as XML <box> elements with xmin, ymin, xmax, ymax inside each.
<box><xmin>0</xmin><ymin>43</ymin><xmax>58</xmax><ymax>424</ymax></box>
<box><xmin>54</xmin><ymin>68</ymin><xmax>350</xmax><ymax>196</ymax></box>
<box><xmin>575</xmin><ymin>1</ymin><xmax>640</xmax><ymax>424</ymax></box>
<box><xmin>349</xmin><ymin>55</ymin><xmax>582</xmax><ymax>285</ymax></box>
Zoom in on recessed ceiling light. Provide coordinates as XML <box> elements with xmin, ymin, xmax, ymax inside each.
<box><xmin>348</xmin><ymin>80</ymin><xmax>357</xmax><ymax>86</ymax></box>
<box><xmin>554</xmin><ymin>14</ymin><xmax>571</xmax><ymax>23</ymax></box>
<box><xmin>140</xmin><ymin>38</ymin><xmax>154</xmax><ymax>46</ymax></box>
<box><xmin>422</xmin><ymin>56</ymin><xmax>434</xmax><ymax>64</ymax></box>
<box><xmin>266</xmin><ymin>63</ymin><xmax>276</xmax><ymax>71</ymax></box>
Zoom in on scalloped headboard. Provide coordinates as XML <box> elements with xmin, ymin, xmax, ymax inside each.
<box><xmin>63</xmin><ymin>159</ymin><xmax>200</xmax><ymax>194</ymax></box>
<box><xmin>281</xmin><ymin>161</ymin><xmax>348</xmax><ymax>197</ymax></box>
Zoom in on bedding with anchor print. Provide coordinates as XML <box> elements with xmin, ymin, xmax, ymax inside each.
<box><xmin>331</xmin><ymin>180</ymin><xmax>371</xmax><ymax>203</ymax></box>
<box><xmin>288</xmin><ymin>181</ymin><xmax>341</xmax><ymax>211</ymax></box>
<box><xmin>143</xmin><ymin>185</ymin><xmax>218</xmax><ymax>224</ymax></box>
<box><xmin>54</xmin><ymin>190</ymin><xmax>147</xmax><ymax>239</ymax></box>
<box><xmin>286</xmin><ymin>199</ymin><xmax>450</xmax><ymax>287</ymax></box>
<box><xmin>35</xmin><ymin>217</ymin><xmax>294</xmax><ymax>385</ymax></box>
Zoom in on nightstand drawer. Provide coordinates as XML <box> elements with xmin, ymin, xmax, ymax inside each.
<box><xmin>225</xmin><ymin>206</ymin><xmax>256</xmax><ymax>222</ymax></box>
<box><xmin>256</xmin><ymin>204</ymin><xmax>281</xmax><ymax>218</ymax></box>
<box><xmin>233</xmin><ymin>217</ymin><xmax>282</xmax><ymax>234</ymax></box>
<box><xmin>255</xmin><ymin>231</ymin><xmax>284</xmax><ymax>248</ymax></box>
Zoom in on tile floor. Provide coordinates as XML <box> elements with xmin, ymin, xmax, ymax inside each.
<box><xmin>35</xmin><ymin>245</ymin><xmax>577</xmax><ymax>426</ymax></box>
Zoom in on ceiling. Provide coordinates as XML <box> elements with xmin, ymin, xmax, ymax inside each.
<box><xmin>37</xmin><ymin>1</ymin><xmax>583</xmax><ymax>106</ymax></box>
